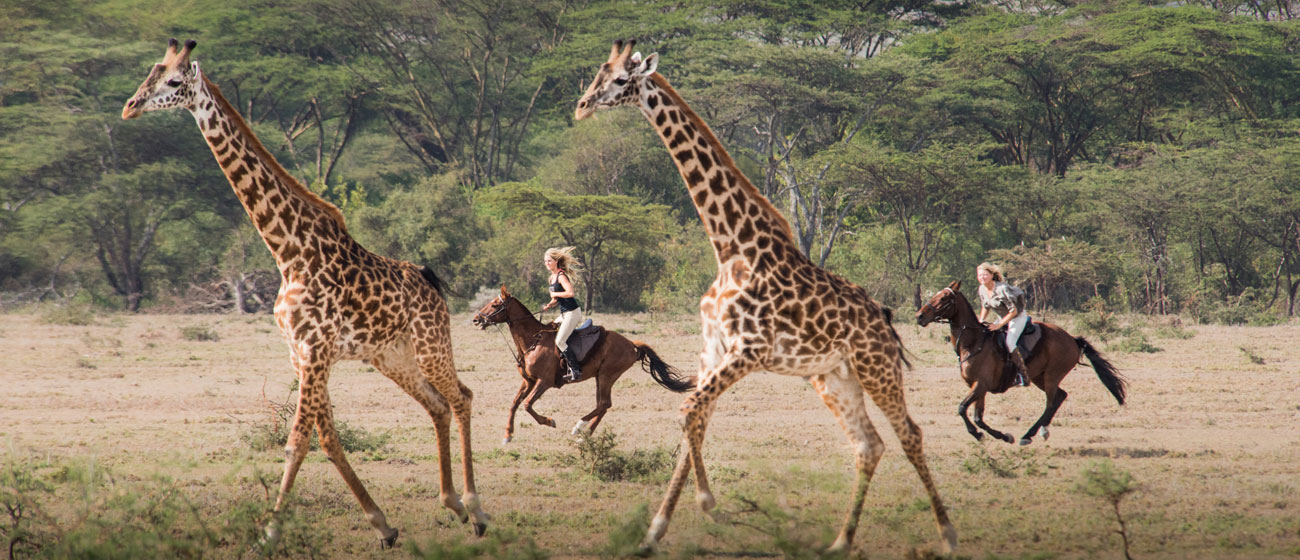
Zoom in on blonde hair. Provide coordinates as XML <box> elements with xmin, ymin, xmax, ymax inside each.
<box><xmin>977</xmin><ymin>262</ymin><xmax>1003</xmax><ymax>282</ymax></box>
<box><xmin>546</xmin><ymin>246</ymin><xmax>584</xmax><ymax>277</ymax></box>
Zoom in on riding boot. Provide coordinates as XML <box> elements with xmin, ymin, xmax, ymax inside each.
<box><xmin>561</xmin><ymin>348</ymin><xmax>582</xmax><ymax>383</ymax></box>
<box><xmin>1009</xmin><ymin>348</ymin><xmax>1030</xmax><ymax>387</ymax></box>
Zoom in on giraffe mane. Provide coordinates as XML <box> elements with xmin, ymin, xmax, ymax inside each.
<box><xmin>202</xmin><ymin>75</ymin><xmax>348</xmax><ymax>233</ymax></box>
<box><xmin>648</xmin><ymin>73</ymin><xmax>797</xmax><ymax>245</ymax></box>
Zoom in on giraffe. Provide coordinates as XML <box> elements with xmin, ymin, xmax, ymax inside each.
<box><xmin>575</xmin><ymin>40</ymin><xmax>957</xmax><ymax>554</ymax></box>
<box><xmin>122</xmin><ymin>39</ymin><xmax>488</xmax><ymax>548</ymax></box>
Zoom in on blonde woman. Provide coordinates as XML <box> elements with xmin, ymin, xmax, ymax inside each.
<box><xmin>542</xmin><ymin>247</ymin><xmax>584</xmax><ymax>382</ymax></box>
<box><xmin>976</xmin><ymin>262</ymin><xmax>1030</xmax><ymax>387</ymax></box>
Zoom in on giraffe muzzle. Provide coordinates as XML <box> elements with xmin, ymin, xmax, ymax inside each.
<box><xmin>122</xmin><ymin>98</ymin><xmax>144</xmax><ymax>120</ymax></box>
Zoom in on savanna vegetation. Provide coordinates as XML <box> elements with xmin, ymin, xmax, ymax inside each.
<box><xmin>5</xmin><ymin>0</ymin><xmax>1300</xmax><ymax>319</ymax></box>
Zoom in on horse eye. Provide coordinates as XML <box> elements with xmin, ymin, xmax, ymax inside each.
<box><xmin>166</xmin><ymin>79</ymin><xmax>182</xmax><ymax>87</ymax></box>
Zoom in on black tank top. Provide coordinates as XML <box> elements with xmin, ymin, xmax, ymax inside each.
<box><xmin>550</xmin><ymin>274</ymin><xmax>579</xmax><ymax>312</ymax></box>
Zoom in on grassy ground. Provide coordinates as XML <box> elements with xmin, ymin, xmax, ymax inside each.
<box><xmin>1</xmin><ymin>309</ymin><xmax>1297</xmax><ymax>558</ymax></box>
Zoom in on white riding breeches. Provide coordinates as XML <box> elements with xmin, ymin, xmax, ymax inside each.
<box><xmin>1005</xmin><ymin>313</ymin><xmax>1029</xmax><ymax>352</ymax></box>
<box><xmin>555</xmin><ymin>308</ymin><xmax>584</xmax><ymax>352</ymax></box>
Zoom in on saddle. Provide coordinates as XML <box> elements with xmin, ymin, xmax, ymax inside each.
<box><xmin>991</xmin><ymin>319</ymin><xmax>1042</xmax><ymax>392</ymax></box>
<box><xmin>549</xmin><ymin>319</ymin><xmax>606</xmax><ymax>364</ymax></box>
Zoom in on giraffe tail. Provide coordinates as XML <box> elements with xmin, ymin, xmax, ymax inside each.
<box><xmin>882</xmin><ymin>306</ymin><xmax>913</xmax><ymax>370</ymax></box>
<box><xmin>418</xmin><ymin>266</ymin><xmax>451</xmax><ymax>297</ymax></box>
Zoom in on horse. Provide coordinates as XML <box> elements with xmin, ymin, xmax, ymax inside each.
<box><xmin>915</xmin><ymin>280</ymin><xmax>1128</xmax><ymax>445</ymax></box>
<box><xmin>472</xmin><ymin>286</ymin><xmax>694</xmax><ymax>443</ymax></box>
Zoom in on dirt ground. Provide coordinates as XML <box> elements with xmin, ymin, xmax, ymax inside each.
<box><xmin>1</xmin><ymin>309</ymin><xmax>1297</xmax><ymax>559</ymax></box>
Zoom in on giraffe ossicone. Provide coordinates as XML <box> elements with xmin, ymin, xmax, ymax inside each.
<box><xmin>122</xmin><ymin>39</ymin><xmax>489</xmax><ymax>547</ymax></box>
<box><xmin>576</xmin><ymin>39</ymin><xmax>957</xmax><ymax>555</ymax></box>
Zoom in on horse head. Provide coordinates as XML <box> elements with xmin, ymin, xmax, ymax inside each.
<box><xmin>472</xmin><ymin>286</ymin><xmax>515</xmax><ymax>329</ymax></box>
<box><xmin>916</xmin><ymin>280</ymin><xmax>963</xmax><ymax>326</ymax></box>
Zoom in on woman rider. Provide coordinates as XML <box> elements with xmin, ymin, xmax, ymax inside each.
<box><xmin>976</xmin><ymin>262</ymin><xmax>1030</xmax><ymax>387</ymax></box>
<box><xmin>542</xmin><ymin>247</ymin><xmax>584</xmax><ymax>383</ymax></box>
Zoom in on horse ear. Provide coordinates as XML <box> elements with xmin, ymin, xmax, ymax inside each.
<box><xmin>500</xmin><ymin>285</ymin><xmax>509</xmax><ymax>297</ymax></box>
<box><xmin>949</xmin><ymin>280</ymin><xmax>961</xmax><ymax>291</ymax></box>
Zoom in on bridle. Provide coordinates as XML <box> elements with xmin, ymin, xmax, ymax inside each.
<box><xmin>923</xmin><ymin>288</ymin><xmax>989</xmax><ymax>365</ymax></box>
<box><xmin>477</xmin><ymin>298</ymin><xmax>549</xmax><ymax>369</ymax></box>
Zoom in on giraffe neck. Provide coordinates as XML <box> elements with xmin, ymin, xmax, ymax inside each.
<box><xmin>189</xmin><ymin>74</ymin><xmax>350</xmax><ymax>273</ymax></box>
<box><xmin>638</xmin><ymin>74</ymin><xmax>796</xmax><ymax>265</ymax></box>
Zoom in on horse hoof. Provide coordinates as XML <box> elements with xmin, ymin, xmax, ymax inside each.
<box><xmin>544</xmin><ymin>419</ymin><xmax>556</xmax><ymax>428</ymax></box>
<box><xmin>972</xmin><ymin>432</ymin><xmax>984</xmax><ymax>441</ymax></box>
<box><xmin>473</xmin><ymin>522</ymin><xmax>487</xmax><ymax>537</ymax></box>
<box><xmin>1019</xmin><ymin>438</ymin><xmax>1032</xmax><ymax>446</ymax></box>
<box><xmin>502</xmin><ymin>435</ymin><xmax>512</xmax><ymax>445</ymax></box>
<box><xmin>380</xmin><ymin>529</ymin><xmax>398</xmax><ymax>549</ymax></box>
<box><xmin>1039</xmin><ymin>426</ymin><xmax>1050</xmax><ymax>440</ymax></box>
<box><xmin>999</xmin><ymin>434</ymin><xmax>1014</xmax><ymax>444</ymax></box>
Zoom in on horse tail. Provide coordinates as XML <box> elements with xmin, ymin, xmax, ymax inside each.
<box><xmin>882</xmin><ymin>306</ymin><xmax>913</xmax><ymax>370</ymax></box>
<box><xmin>1076</xmin><ymin>336</ymin><xmax>1127</xmax><ymax>405</ymax></box>
<box><xmin>635</xmin><ymin>343</ymin><xmax>695</xmax><ymax>393</ymax></box>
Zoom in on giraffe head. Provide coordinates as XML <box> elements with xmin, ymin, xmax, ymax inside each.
<box><xmin>574</xmin><ymin>39</ymin><xmax>659</xmax><ymax>121</ymax></box>
<box><xmin>122</xmin><ymin>39</ymin><xmax>200</xmax><ymax>119</ymax></box>
<box><xmin>916</xmin><ymin>281</ymin><xmax>962</xmax><ymax>327</ymax></box>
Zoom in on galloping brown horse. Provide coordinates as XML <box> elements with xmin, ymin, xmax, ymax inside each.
<box><xmin>916</xmin><ymin>281</ymin><xmax>1127</xmax><ymax>445</ymax></box>
<box><xmin>472</xmin><ymin>287</ymin><xmax>694</xmax><ymax>443</ymax></box>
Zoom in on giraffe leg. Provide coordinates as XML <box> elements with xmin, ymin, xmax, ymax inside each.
<box><xmin>370</xmin><ymin>350</ymin><xmax>468</xmax><ymax>525</ymax></box>
<box><xmin>862</xmin><ymin>363</ymin><xmax>958</xmax><ymax>555</ymax></box>
<box><xmin>506</xmin><ymin>376</ymin><xmax>535</xmax><ymax>443</ymax></box>
<box><xmin>644</xmin><ymin>353</ymin><xmax>754</xmax><ymax>550</ymax></box>
<box><xmin>810</xmin><ymin>370</ymin><xmax>885</xmax><ymax>554</ymax></box>
<box><xmin>265</xmin><ymin>362</ymin><xmax>323</xmax><ymax>548</ymax></box>
<box><xmin>415</xmin><ymin>355</ymin><xmax>489</xmax><ymax>536</ymax></box>
<box><xmin>314</xmin><ymin>388</ymin><xmax>399</xmax><ymax>547</ymax></box>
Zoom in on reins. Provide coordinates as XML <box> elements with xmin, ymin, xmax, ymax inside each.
<box><xmin>482</xmin><ymin>301</ymin><xmax>552</xmax><ymax>369</ymax></box>
<box><xmin>929</xmin><ymin>288</ymin><xmax>991</xmax><ymax>365</ymax></box>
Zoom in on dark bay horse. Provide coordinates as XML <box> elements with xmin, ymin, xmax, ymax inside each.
<box><xmin>916</xmin><ymin>281</ymin><xmax>1127</xmax><ymax>445</ymax></box>
<box><xmin>472</xmin><ymin>287</ymin><xmax>694</xmax><ymax>443</ymax></box>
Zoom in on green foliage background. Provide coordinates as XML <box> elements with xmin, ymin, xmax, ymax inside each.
<box><xmin>4</xmin><ymin>0</ymin><xmax>1300</xmax><ymax>321</ymax></box>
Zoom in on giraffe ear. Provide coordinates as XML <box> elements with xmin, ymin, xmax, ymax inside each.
<box><xmin>634</xmin><ymin>52</ymin><xmax>658</xmax><ymax>77</ymax></box>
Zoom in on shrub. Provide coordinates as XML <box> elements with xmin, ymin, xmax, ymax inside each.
<box><xmin>1111</xmin><ymin>333</ymin><xmax>1161</xmax><ymax>353</ymax></box>
<box><xmin>1075</xmin><ymin>298</ymin><xmax>1119</xmax><ymax>341</ymax></box>
<box><xmin>38</xmin><ymin>303</ymin><xmax>97</xmax><ymax>326</ymax></box>
<box><xmin>240</xmin><ymin>382</ymin><xmax>390</xmax><ymax>454</ymax></box>
<box><xmin>1074</xmin><ymin>459</ymin><xmax>1137</xmax><ymax>560</ymax></box>
<box><xmin>573</xmin><ymin>431</ymin><xmax>672</xmax><ymax>483</ymax></box>
<box><xmin>179</xmin><ymin>325</ymin><xmax>220</xmax><ymax>342</ymax></box>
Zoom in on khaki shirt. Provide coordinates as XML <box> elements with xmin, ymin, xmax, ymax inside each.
<box><xmin>978</xmin><ymin>282</ymin><xmax>1025</xmax><ymax>319</ymax></box>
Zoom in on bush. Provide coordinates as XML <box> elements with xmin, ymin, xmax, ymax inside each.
<box><xmin>0</xmin><ymin>456</ymin><xmax>326</xmax><ymax>558</ymax></box>
<box><xmin>240</xmin><ymin>382</ymin><xmax>390</xmax><ymax>454</ymax></box>
<box><xmin>38</xmin><ymin>303</ymin><xmax>97</xmax><ymax>326</ymax></box>
<box><xmin>1075</xmin><ymin>298</ymin><xmax>1120</xmax><ymax>341</ymax></box>
<box><xmin>1111</xmin><ymin>333</ymin><xmax>1161</xmax><ymax>353</ymax></box>
<box><xmin>179</xmin><ymin>325</ymin><xmax>219</xmax><ymax>341</ymax></box>
<box><xmin>573</xmin><ymin>431</ymin><xmax>672</xmax><ymax>483</ymax></box>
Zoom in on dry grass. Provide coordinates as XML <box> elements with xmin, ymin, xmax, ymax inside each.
<box><xmin>2</xmin><ymin>310</ymin><xmax>1298</xmax><ymax>559</ymax></box>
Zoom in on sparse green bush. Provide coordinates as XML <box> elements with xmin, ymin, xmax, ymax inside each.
<box><xmin>38</xmin><ymin>303</ymin><xmax>97</xmax><ymax>326</ymax></box>
<box><xmin>180</xmin><ymin>325</ymin><xmax>220</xmax><ymax>342</ymax></box>
<box><xmin>0</xmin><ymin>456</ymin><xmax>325</xmax><ymax>559</ymax></box>
<box><xmin>1152</xmin><ymin>324</ymin><xmax>1194</xmax><ymax>339</ymax></box>
<box><xmin>1075</xmin><ymin>459</ymin><xmax>1137</xmax><ymax>560</ymax></box>
<box><xmin>960</xmin><ymin>443</ymin><xmax>1045</xmax><ymax>478</ymax></box>
<box><xmin>409</xmin><ymin>529</ymin><xmax>549</xmax><ymax>560</ymax></box>
<box><xmin>1075</xmin><ymin>298</ymin><xmax>1119</xmax><ymax>341</ymax></box>
<box><xmin>601</xmin><ymin>503</ymin><xmax>650</xmax><ymax>558</ymax></box>
<box><xmin>1239</xmin><ymin>346</ymin><xmax>1265</xmax><ymax>365</ymax></box>
<box><xmin>240</xmin><ymin>383</ymin><xmax>391</xmax><ymax>454</ymax></box>
<box><xmin>1111</xmin><ymin>333</ymin><xmax>1161</xmax><ymax>353</ymax></box>
<box><xmin>573</xmin><ymin>431</ymin><xmax>672</xmax><ymax>483</ymax></box>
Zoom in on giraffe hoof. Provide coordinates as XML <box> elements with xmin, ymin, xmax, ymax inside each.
<box><xmin>379</xmin><ymin>529</ymin><xmax>398</xmax><ymax>549</ymax></box>
<box><xmin>473</xmin><ymin>522</ymin><xmax>488</xmax><ymax>537</ymax></box>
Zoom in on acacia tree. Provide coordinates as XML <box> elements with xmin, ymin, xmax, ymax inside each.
<box><xmin>480</xmin><ymin>182</ymin><xmax>673</xmax><ymax>312</ymax></box>
<box><xmin>828</xmin><ymin>141</ymin><xmax>1001</xmax><ymax>309</ymax></box>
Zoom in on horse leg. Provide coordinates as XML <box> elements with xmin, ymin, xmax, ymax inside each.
<box><xmin>504</xmin><ymin>376</ymin><xmax>535</xmax><ymax>444</ymax></box>
<box><xmin>957</xmin><ymin>385</ymin><xmax>984</xmax><ymax>441</ymax></box>
<box><xmin>523</xmin><ymin>377</ymin><xmax>557</xmax><ymax>428</ymax></box>
<box><xmin>1020</xmin><ymin>388</ymin><xmax>1068</xmax><ymax>446</ymax></box>
<box><xmin>575</xmin><ymin>365</ymin><xmax>616</xmax><ymax>435</ymax></box>
<box><xmin>973</xmin><ymin>395</ymin><xmax>1014</xmax><ymax>444</ymax></box>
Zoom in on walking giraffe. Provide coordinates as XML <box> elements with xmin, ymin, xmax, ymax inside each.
<box><xmin>575</xmin><ymin>40</ymin><xmax>956</xmax><ymax>554</ymax></box>
<box><xmin>122</xmin><ymin>39</ymin><xmax>488</xmax><ymax>547</ymax></box>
